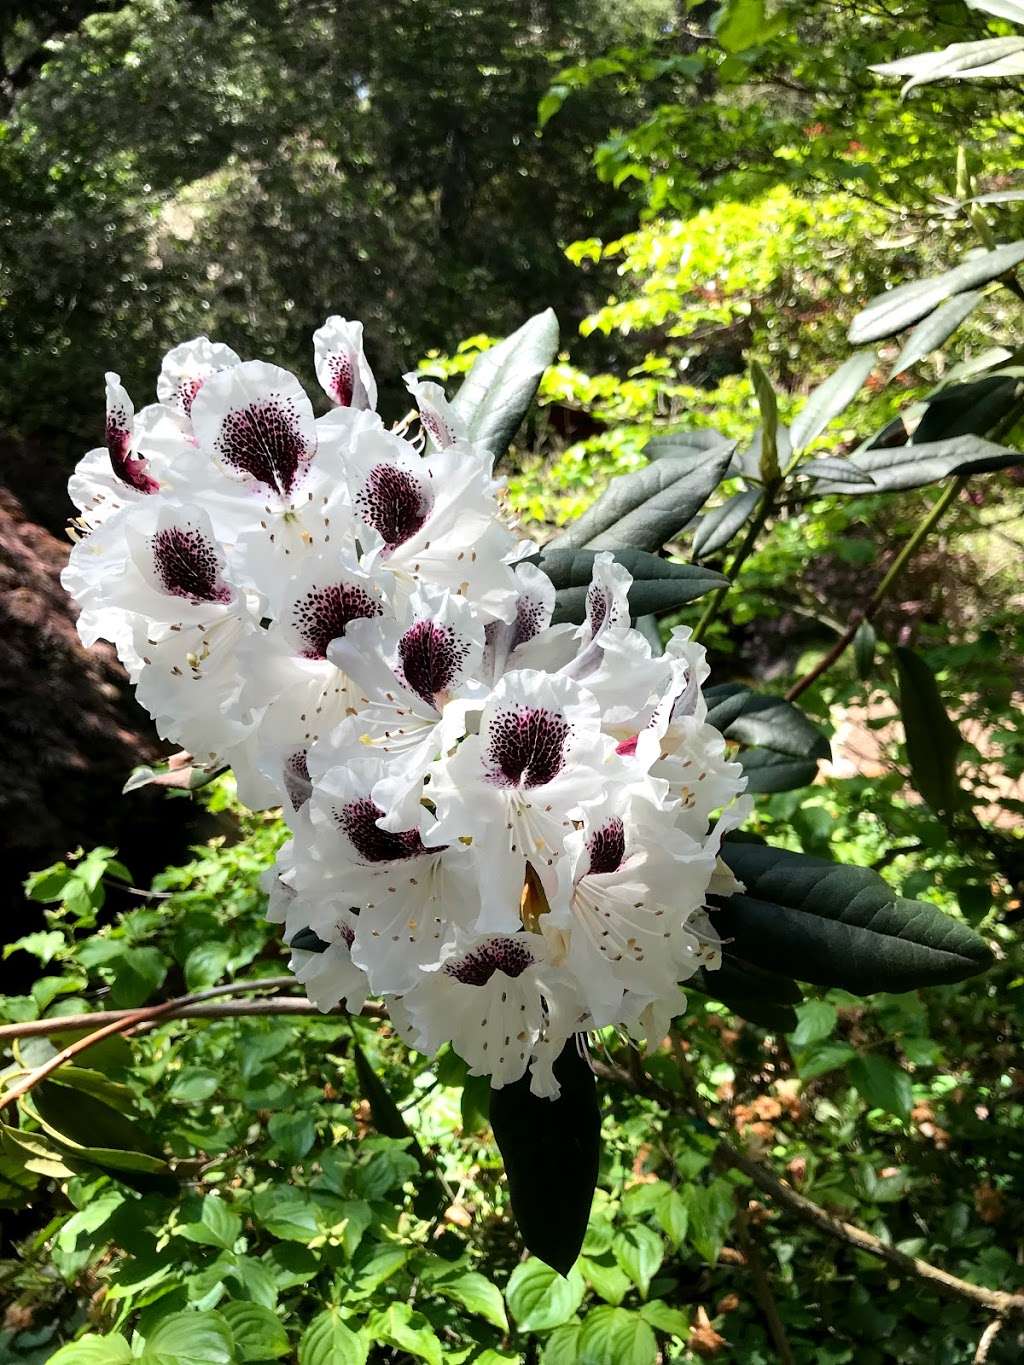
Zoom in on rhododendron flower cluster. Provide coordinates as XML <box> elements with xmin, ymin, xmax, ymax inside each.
<box><xmin>63</xmin><ymin>323</ymin><xmax>749</xmax><ymax>1098</ymax></box>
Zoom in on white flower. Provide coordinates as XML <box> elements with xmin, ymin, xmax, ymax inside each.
<box><xmin>425</xmin><ymin>669</ymin><xmax>620</xmax><ymax>932</ymax></box>
<box><xmin>313</xmin><ymin>316</ymin><xmax>377</xmax><ymax>410</ymax></box>
<box><xmin>62</xmin><ymin>321</ymin><xmax>751</xmax><ymax>1099</ymax></box>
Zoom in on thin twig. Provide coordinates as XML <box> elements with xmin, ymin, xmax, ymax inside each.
<box><xmin>592</xmin><ymin>1058</ymin><xmax>1024</xmax><ymax>1320</ymax></box>
<box><xmin>0</xmin><ymin>982</ymin><xmax>381</xmax><ymax>1112</ymax></box>
<box><xmin>974</xmin><ymin>1317</ymin><xmax>1004</xmax><ymax>1363</ymax></box>
<box><xmin>786</xmin><ymin>475</ymin><xmax>966</xmax><ymax>701</ymax></box>
<box><xmin>736</xmin><ymin>1204</ymin><xmax>796</xmax><ymax>1365</ymax></box>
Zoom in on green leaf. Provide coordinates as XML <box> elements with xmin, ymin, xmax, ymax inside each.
<box><xmin>639</xmin><ymin>1300</ymin><xmax>690</xmax><ymax>1338</ymax></box>
<box><xmin>848</xmin><ymin>1055</ymin><xmax>914</xmax><ymax>1123</ymax></box>
<box><xmin>221</xmin><ymin>1302</ymin><xmax>290</xmax><ymax>1361</ymax></box>
<box><xmin>177</xmin><ymin>1194</ymin><xmax>241</xmax><ymax>1251</ymax></box>
<box><xmin>184</xmin><ymin>942</ymin><xmax>232</xmax><ymax>990</ymax></box>
<box><xmin>854</xmin><ymin>619</ymin><xmax>877</xmax><ymax>680</ymax></box>
<box><xmin>298</xmin><ymin>1308</ymin><xmax>367</xmax><ymax>1365</ymax></box>
<box><xmin>612</xmin><ymin>1225</ymin><xmax>663</xmax><ymax>1299</ymax></box>
<box><xmin>506</xmin><ymin>1259</ymin><xmax>586</xmax><ymax>1332</ymax></box>
<box><xmin>704</xmin><ymin>683</ymin><xmax>831</xmax><ymax>792</ymax></box>
<box><xmin>892</xmin><ymin>292</ymin><xmax>986</xmax><ymax>376</ymax></box>
<box><xmin>750</xmin><ymin>360</ymin><xmax>780</xmax><ymax>482</ymax></box>
<box><xmin>912</xmin><ymin>375</ymin><xmax>1024</xmax><ymax>444</ymax></box>
<box><xmin>713</xmin><ymin>0</ymin><xmax>785</xmax><ymax>53</ymax></box>
<box><xmin>546</xmin><ymin>438</ymin><xmax>735</xmax><ymax>552</ymax></box>
<box><xmin>654</xmin><ymin>1188</ymin><xmax>689</xmax><ymax>1249</ymax></box>
<box><xmin>790</xmin><ymin>352</ymin><xmax>876</xmax><ymax>452</ymax></box>
<box><xmin>31</xmin><ymin>1082</ymin><xmax>161</xmax><ymax>1159</ymax></box>
<box><xmin>541</xmin><ymin>1325</ymin><xmax>583</xmax><ymax>1365</ymax></box>
<box><xmin>24</xmin><ymin>862</ymin><xmax>73</xmax><ymax>902</ymax></box>
<box><xmin>717</xmin><ymin>840</ymin><xmax>992</xmax><ymax>993</ymax></box>
<box><xmin>268</xmin><ymin>1111</ymin><xmax>316</xmax><ymax>1163</ymax></box>
<box><xmin>578</xmin><ymin>1306</ymin><xmax>658</xmax><ymax>1365</ymax></box>
<box><xmin>692</xmin><ymin>489</ymin><xmax>760</xmax><ymax>559</ymax></box>
<box><xmin>491</xmin><ymin>1040</ymin><xmax>600</xmax><ymax>1275</ymax></box>
<box><xmin>796</xmin><ymin>1040</ymin><xmax>857</xmax><ymax>1081</ymax></box>
<box><xmin>815</xmin><ymin>433</ymin><xmax>1022</xmax><ymax>494</ymax></box>
<box><xmin>48</xmin><ymin>1335</ymin><xmax>133</xmax><ymax>1364</ymax></box>
<box><xmin>450</xmin><ymin>309</ymin><xmax>559</xmax><ymax>459</ymax></box>
<box><xmin>579</xmin><ymin>1254</ymin><xmax>631</xmax><ymax>1305</ymax></box>
<box><xmin>895</xmin><ymin>648</ymin><xmax>964</xmax><ymax>816</ymax></box>
<box><xmin>143</xmin><ymin>1310</ymin><xmax>234</xmax><ymax>1364</ymax></box>
<box><xmin>432</xmin><ymin>1270</ymin><xmax>507</xmax><ymax>1330</ymax></box>
<box><xmin>367</xmin><ymin>1304</ymin><xmax>442</xmax><ymax>1365</ymax></box>
<box><xmin>109</xmin><ymin>946</ymin><xmax>167</xmax><ymax>1008</ymax></box>
<box><xmin>684</xmin><ymin>1180</ymin><xmax>735</xmax><ymax>1265</ymax></box>
<box><xmin>168</xmin><ymin>1068</ymin><xmax>221</xmax><ymax>1104</ymax></box>
<box><xmin>788</xmin><ymin>1000</ymin><xmax>838</xmax><ymax>1048</ymax></box>
<box><xmin>848</xmin><ymin>242</ymin><xmax>1024</xmax><ymax>343</ymax></box>
<box><xmin>539</xmin><ymin>548</ymin><xmax>727</xmax><ymax>624</ymax></box>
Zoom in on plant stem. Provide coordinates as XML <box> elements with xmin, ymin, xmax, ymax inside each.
<box><xmin>692</xmin><ymin>484</ymin><xmax>777</xmax><ymax>644</ymax></box>
<box><xmin>786</xmin><ymin>474</ymin><xmax>966</xmax><ymax>701</ymax></box>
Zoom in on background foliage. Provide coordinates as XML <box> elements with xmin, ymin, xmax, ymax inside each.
<box><xmin>2</xmin><ymin>1</ymin><xmax>1024</xmax><ymax>1362</ymax></box>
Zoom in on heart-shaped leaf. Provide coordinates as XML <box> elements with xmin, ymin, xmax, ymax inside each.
<box><xmin>714</xmin><ymin>841</ymin><xmax>992</xmax><ymax>993</ymax></box>
<box><xmin>704</xmin><ymin>683</ymin><xmax>831</xmax><ymax>792</ymax></box>
<box><xmin>491</xmin><ymin>1036</ymin><xmax>600</xmax><ymax>1275</ymax></box>
<box><xmin>547</xmin><ymin>440</ymin><xmax>735</xmax><ymax>552</ymax></box>
<box><xmin>537</xmin><ymin>548</ymin><xmax>727</xmax><ymax>624</ymax></box>
<box><xmin>450</xmin><ymin>309</ymin><xmax>558</xmax><ymax>459</ymax></box>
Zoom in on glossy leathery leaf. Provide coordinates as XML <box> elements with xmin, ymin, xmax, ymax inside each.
<box><xmin>692</xmin><ymin>488</ymin><xmax>760</xmax><ymax>559</ymax></box>
<box><xmin>715</xmin><ymin>841</ymin><xmax>992</xmax><ymax>993</ymax></box>
<box><xmin>812</xmin><ymin>434</ymin><xmax>1021</xmax><ymax>493</ymax></box>
<box><xmin>895</xmin><ymin>647</ymin><xmax>965</xmax><ymax>816</ymax></box>
<box><xmin>790</xmin><ymin>351</ymin><xmax>876</xmax><ymax>452</ymax></box>
<box><xmin>891</xmin><ymin>291</ymin><xmax>986</xmax><ymax>376</ymax></box>
<box><xmin>547</xmin><ymin>440</ymin><xmax>734</xmax><ymax>552</ymax></box>
<box><xmin>491</xmin><ymin>1036</ymin><xmax>600</xmax><ymax>1275</ymax></box>
<box><xmin>691</xmin><ymin>956</ymin><xmax>802</xmax><ymax>1032</ymax></box>
<box><xmin>797</xmin><ymin>457</ymin><xmax>875</xmax><ymax>486</ymax></box>
<box><xmin>704</xmin><ymin>683</ymin><xmax>831</xmax><ymax>792</ymax></box>
<box><xmin>854</xmin><ymin>618</ymin><xmax>877</xmax><ymax>680</ymax></box>
<box><xmin>538</xmin><ymin>548</ymin><xmax>727</xmax><ymax>624</ymax></box>
<box><xmin>911</xmin><ymin>374</ymin><xmax>1024</xmax><ymax>444</ymax></box>
<box><xmin>450</xmin><ymin>309</ymin><xmax>558</xmax><ymax>459</ymax></box>
<box><xmin>645</xmin><ymin>429</ymin><xmax>737</xmax><ymax>463</ymax></box>
<box><xmin>848</xmin><ymin>241</ymin><xmax>1024</xmax><ymax>344</ymax></box>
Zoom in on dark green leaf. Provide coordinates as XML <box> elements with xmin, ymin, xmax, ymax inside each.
<box><xmin>143</xmin><ymin>1310</ymin><xmax>234</xmax><ymax>1365</ymax></box>
<box><xmin>450</xmin><ymin>309</ymin><xmax>558</xmax><ymax>459</ymax></box>
<box><xmin>351</xmin><ymin>1041</ymin><xmax>444</xmax><ymax>1218</ymax></box>
<box><xmin>546</xmin><ymin>441</ymin><xmax>735</xmax><ymax>552</ymax></box>
<box><xmin>539</xmin><ymin>548</ymin><xmax>727</xmax><ymax>625</ymax></box>
<box><xmin>790</xmin><ymin>352</ymin><xmax>876</xmax><ymax>451</ymax></box>
<box><xmin>848</xmin><ymin>241</ymin><xmax>1024</xmax><ymax>343</ymax></box>
<box><xmin>895</xmin><ymin>647</ymin><xmax>964</xmax><ymax>816</ymax></box>
<box><xmin>912</xmin><ymin>375</ymin><xmax>1024</xmax><ymax>443</ymax></box>
<box><xmin>691</xmin><ymin>956</ymin><xmax>801</xmax><ymax>1033</ymax></box>
<box><xmin>684</xmin><ymin>1180</ymin><xmax>735</xmax><ymax>1265</ymax></box>
<box><xmin>892</xmin><ymin>291</ymin><xmax>987</xmax><ymax>376</ymax></box>
<box><xmin>692</xmin><ymin>489</ymin><xmax>760</xmax><ymax>558</ymax></box>
<box><xmin>813</xmin><ymin>434</ymin><xmax>1022</xmax><ymax>493</ymax></box>
<box><xmin>848</xmin><ymin>1055</ymin><xmax>914</xmax><ymax>1123</ymax></box>
<box><xmin>704</xmin><ymin>683</ymin><xmax>831</xmax><ymax>792</ymax></box>
<box><xmin>855</xmin><ymin>619</ymin><xmax>877</xmax><ymax>680</ymax></box>
<box><xmin>797</xmin><ymin>457</ymin><xmax>876</xmax><ymax>486</ymax></box>
<box><xmin>491</xmin><ymin>1038</ymin><xmax>600</xmax><ymax>1275</ymax></box>
<box><xmin>716</xmin><ymin>841</ymin><xmax>992</xmax><ymax>993</ymax></box>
